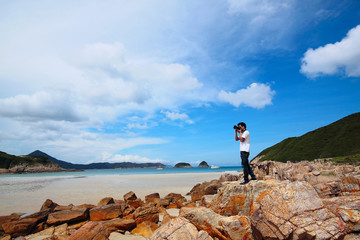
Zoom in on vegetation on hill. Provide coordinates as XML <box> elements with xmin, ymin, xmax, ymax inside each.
<box><xmin>256</xmin><ymin>112</ymin><xmax>360</xmax><ymax>163</ymax></box>
<box><xmin>198</xmin><ymin>161</ymin><xmax>210</xmax><ymax>168</ymax></box>
<box><xmin>28</xmin><ymin>150</ymin><xmax>167</xmax><ymax>169</ymax></box>
<box><xmin>0</xmin><ymin>151</ymin><xmax>54</xmax><ymax>169</ymax></box>
<box><xmin>174</xmin><ymin>162</ymin><xmax>192</xmax><ymax>168</ymax></box>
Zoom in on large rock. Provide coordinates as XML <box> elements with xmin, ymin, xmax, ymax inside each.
<box><xmin>2</xmin><ymin>210</ymin><xmax>49</xmax><ymax>237</ymax></box>
<box><xmin>149</xmin><ymin>217</ymin><xmax>201</xmax><ymax>240</ymax></box>
<box><xmin>47</xmin><ymin>208</ymin><xmax>88</xmax><ymax>225</ymax></box>
<box><xmin>0</xmin><ymin>213</ymin><xmax>20</xmax><ymax>231</ymax></box>
<box><xmin>131</xmin><ymin>221</ymin><xmax>159</xmax><ymax>238</ymax></box>
<box><xmin>134</xmin><ymin>206</ymin><xmax>159</xmax><ymax>224</ymax></box>
<box><xmin>102</xmin><ymin>218</ymin><xmax>136</xmax><ymax>232</ymax></box>
<box><xmin>211</xmin><ymin>180</ymin><xmax>346</xmax><ymax>239</ymax></box>
<box><xmin>40</xmin><ymin>199</ymin><xmax>59</xmax><ymax>212</ymax></box>
<box><xmin>98</xmin><ymin>197</ymin><xmax>115</xmax><ymax>206</ymax></box>
<box><xmin>89</xmin><ymin>203</ymin><xmax>122</xmax><ymax>221</ymax></box>
<box><xmin>323</xmin><ymin>195</ymin><xmax>360</xmax><ymax>233</ymax></box>
<box><xmin>184</xmin><ymin>207</ymin><xmax>252</xmax><ymax>240</ymax></box>
<box><xmin>124</xmin><ymin>191</ymin><xmax>138</xmax><ymax>202</ymax></box>
<box><xmin>68</xmin><ymin>221</ymin><xmax>109</xmax><ymax>240</ymax></box>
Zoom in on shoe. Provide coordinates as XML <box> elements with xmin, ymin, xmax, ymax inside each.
<box><xmin>240</xmin><ymin>181</ymin><xmax>249</xmax><ymax>185</ymax></box>
<box><xmin>250</xmin><ymin>178</ymin><xmax>257</xmax><ymax>181</ymax></box>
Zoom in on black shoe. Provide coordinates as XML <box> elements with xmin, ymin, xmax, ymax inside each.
<box><xmin>250</xmin><ymin>177</ymin><xmax>257</xmax><ymax>181</ymax></box>
<box><xmin>240</xmin><ymin>181</ymin><xmax>249</xmax><ymax>185</ymax></box>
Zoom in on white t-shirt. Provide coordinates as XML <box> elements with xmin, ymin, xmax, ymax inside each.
<box><xmin>240</xmin><ymin>130</ymin><xmax>250</xmax><ymax>152</ymax></box>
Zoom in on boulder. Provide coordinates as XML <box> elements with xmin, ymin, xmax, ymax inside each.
<box><xmin>149</xmin><ymin>217</ymin><xmax>199</xmax><ymax>240</ymax></box>
<box><xmin>0</xmin><ymin>213</ymin><xmax>20</xmax><ymax>231</ymax></box>
<box><xmin>98</xmin><ymin>197</ymin><xmax>115</xmax><ymax>206</ymax></box>
<box><xmin>124</xmin><ymin>191</ymin><xmax>137</xmax><ymax>202</ymax></box>
<box><xmin>40</xmin><ymin>199</ymin><xmax>58</xmax><ymax>212</ymax></box>
<box><xmin>219</xmin><ymin>173</ymin><xmax>241</xmax><ymax>182</ymax></box>
<box><xmin>134</xmin><ymin>207</ymin><xmax>159</xmax><ymax>224</ymax></box>
<box><xmin>89</xmin><ymin>203</ymin><xmax>122</xmax><ymax>221</ymax></box>
<box><xmin>24</xmin><ymin>223</ymin><xmax>69</xmax><ymax>240</ymax></box>
<box><xmin>47</xmin><ymin>208</ymin><xmax>88</xmax><ymax>225</ymax></box>
<box><xmin>127</xmin><ymin>198</ymin><xmax>145</xmax><ymax>209</ymax></box>
<box><xmin>2</xmin><ymin>210</ymin><xmax>49</xmax><ymax>237</ymax></box>
<box><xmin>323</xmin><ymin>195</ymin><xmax>360</xmax><ymax>233</ymax></box>
<box><xmin>102</xmin><ymin>218</ymin><xmax>136</xmax><ymax>232</ymax></box>
<box><xmin>68</xmin><ymin>221</ymin><xmax>109</xmax><ymax>240</ymax></box>
<box><xmin>145</xmin><ymin>193</ymin><xmax>160</xmax><ymax>204</ymax></box>
<box><xmin>131</xmin><ymin>221</ymin><xmax>159</xmax><ymax>238</ymax></box>
<box><xmin>184</xmin><ymin>207</ymin><xmax>253</xmax><ymax>240</ymax></box>
<box><xmin>164</xmin><ymin>193</ymin><xmax>186</xmax><ymax>203</ymax></box>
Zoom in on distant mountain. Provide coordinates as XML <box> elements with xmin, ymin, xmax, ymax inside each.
<box><xmin>255</xmin><ymin>112</ymin><xmax>360</xmax><ymax>163</ymax></box>
<box><xmin>197</xmin><ymin>161</ymin><xmax>210</xmax><ymax>168</ymax></box>
<box><xmin>174</xmin><ymin>162</ymin><xmax>192</xmax><ymax>168</ymax></box>
<box><xmin>0</xmin><ymin>151</ymin><xmax>54</xmax><ymax>169</ymax></box>
<box><xmin>28</xmin><ymin>150</ymin><xmax>166</xmax><ymax>169</ymax></box>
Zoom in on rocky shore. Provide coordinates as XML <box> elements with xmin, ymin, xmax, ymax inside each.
<box><xmin>0</xmin><ymin>160</ymin><xmax>359</xmax><ymax>240</ymax></box>
<box><xmin>0</xmin><ymin>164</ymin><xmax>80</xmax><ymax>174</ymax></box>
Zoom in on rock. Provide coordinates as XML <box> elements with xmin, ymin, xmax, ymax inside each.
<box><xmin>197</xmin><ymin>230</ymin><xmax>214</xmax><ymax>240</ymax></box>
<box><xmin>89</xmin><ymin>203</ymin><xmax>122</xmax><ymax>221</ymax></box>
<box><xmin>109</xmin><ymin>232</ymin><xmax>146</xmax><ymax>240</ymax></box>
<box><xmin>54</xmin><ymin>205</ymin><xmax>73</xmax><ymax>211</ymax></box>
<box><xmin>188</xmin><ymin>180</ymin><xmax>221</xmax><ymax>202</ymax></box>
<box><xmin>102</xmin><ymin>218</ymin><xmax>136</xmax><ymax>232</ymax></box>
<box><xmin>145</xmin><ymin>193</ymin><xmax>160</xmax><ymax>204</ymax></box>
<box><xmin>134</xmin><ymin>207</ymin><xmax>159</xmax><ymax>224</ymax></box>
<box><xmin>131</xmin><ymin>221</ymin><xmax>159</xmax><ymax>238</ymax></box>
<box><xmin>204</xmin><ymin>183</ymin><xmax>220</xmax><ymax>195</ymax></box>
<box><xmin>47</xmin><ymin>208</ymin><xmax>88</xmax><ymax>225</ymax></box>
<box><xmin>124</xmin><ymin>191</ymin><xmax>137</xmax><ymax>202</ymax></box>
<box><xmin>98</xmin><ymin>197</ymin><xmax>115</xmax><ymax>206</ymax></box>
<box><xmin>126</xmin><ymin>198</ymin><xmax>145</xmax><ymax>209</ymax></box>
<box><xmin>253</xmin><ymin>181</ymin><xmax>344</xmax><ymax>239</ymax></box>
<box><xmin>40</xmin><ymin>199</ymin><xmax>58</xmax><ymax>212</ymax></box>
<box><xmin>219</xmin><ymin>173</ymin><xmax>241</xmax><ymax>182</ymax></box>
<box><xmin>323</xmin><ymin>195</ymin><xmax>360</xmax><ymax>233</ymax></box>
<box><xmin>68</xmin><ymin>221</ymin><xmax>109</xmax><ymax>240</ymax></box>
<box><xmin>24</xmin><ymin>223</ymin><xmax>69</xmax><ymax>240</ymax></box>
<box><xmin>184</xmin><ymin>207</ymin><xmax>253</xmax><ymax>240</ymax></box>
<box><xmin>198</xmin><ymin>161</ymin><xmax>210</xmax><ymax>168</ymax></box>
<box><xmin>149</xmin><ymin>217</ymin><xmax>199</xmax><ymax>240</ymax></box>
<box><xmin>0</xmin><ymin>213</ymin><xmax>20</xmax><ymax>231</ymax></box>
<box><xmin>164</xmin><ymin>193</ymin><xmax>186</xmax><ymax>203</ymax></box>
<box><xmin>2</xmin><ymin>210</ymin><xmax>49</xmax><ymax>237</ymax></box>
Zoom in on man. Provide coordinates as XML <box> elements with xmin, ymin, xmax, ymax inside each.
<box><xmin>235</xmin><ymin>122</ymin><xmax>257</xmax><ymax>185</ymax></box>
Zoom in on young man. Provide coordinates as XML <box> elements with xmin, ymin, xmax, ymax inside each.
<box><xmin>235</xmin><ymin>122</ymin><xmax>257</xmax><ymax>185</ymax></box>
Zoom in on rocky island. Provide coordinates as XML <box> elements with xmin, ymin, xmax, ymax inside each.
<box><xmin>197</xmin><ymin>161</ymin><xmax>210</xmax><ymax>168</ymax></box>
<box><xmin>174</xmin><ymin>162</ymin><xmax>192</xmax><ymax>168</ymax></box>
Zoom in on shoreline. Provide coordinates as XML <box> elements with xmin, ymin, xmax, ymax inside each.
<box><xmin>0</xmin><ymin>171</ymin><xmax>230</xmax><ymax>216</ymax></box>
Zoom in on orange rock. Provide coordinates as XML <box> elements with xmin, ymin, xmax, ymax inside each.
<box><xmin>97</xmin><ymin>197</ymin><xmax>115</xmax><ymax>206</ymax></box>
<box><xmin>47</xmin><ymin>208</ymin><xmax>88</xmax><ymax>225</ymax></box>
<box><xmin>40</xmin><ymin>199</ymin><xmax>58</xmax><ymax>212</ymax></box>
<box><xmin>124</xmin><ymin>191</ymin><xmax>137</xmax><ymax>202</ymax></box>
<box><xmin>131</xmin><ymin>221</ymin><xmax>159</xmax><ymax>238</ymax></box>
<box><xmin>134</xmin><ymin>206</ymin><xmax>159</xmax><ymax>224</ymax></box>
<box><xmin>145</xmin><ymin>193</ymin><xmax>160</xmax><ymax>204</ymax></box>
<box><xmin>89</xmin><ymin>204</ymin><xmax>122</xmax><ymax>221</ymax></box>
<box><xmin>68</xmin><ymin>221</ymin><xmax>109</xmax><ymax>240</ymax></box>
<box><xmin>102</xmin><ymin>218</ymin><xmax>136</xmax><ymax>231</ymax></box>
<box><xmin>0</xmin><ymin>213</ymin><xmax>20</xmax><ymax>231</ymax></box>
<box><xmin>127</xmin><ymin>198</ymin><xmax>145</xmax><ymax>208</ymax></box>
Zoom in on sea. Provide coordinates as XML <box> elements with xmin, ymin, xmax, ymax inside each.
<box><xmin>0</xmin><ymin>166</ymin><xmax>243</xmax><ymax>178</ymax></box>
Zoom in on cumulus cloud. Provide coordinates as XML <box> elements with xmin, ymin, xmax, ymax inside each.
<box><xmin>162</xmin><ymin>111</ymin><xmax>194</xmax><ymax>124</ymax></box>
<box><xmin>218</xmin><ymin>83</ymin><xmax>275</xmax><ymax>108</ymax></box>
<box><xmin>301</xmin><ymin>24</ymin><xmax>360</xmax><ymax>78</ymax></box>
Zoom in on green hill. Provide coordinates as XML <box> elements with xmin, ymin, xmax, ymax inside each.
<box><xmin>256</xmin><ymin>112</ymin><xmax>360</xmax><ymax>164</ymax></box>
<box><xmin>0</xmin><ymin>151</ymin><xmax>54</xmax><ymax>169</ymax></box>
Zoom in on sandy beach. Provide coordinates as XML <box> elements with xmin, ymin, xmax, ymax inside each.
<box><xmin>0</xmin><ymin>172</ymin><xmax>225</xmax><ymax>216</ymax></box>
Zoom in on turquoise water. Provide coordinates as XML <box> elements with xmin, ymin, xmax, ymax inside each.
<box><xmin>0</xmin><ymin>166</ymin><xmax>243</xmax><ymax>178</ymax></box>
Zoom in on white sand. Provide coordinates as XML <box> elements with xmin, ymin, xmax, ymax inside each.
<box><xmin>0</xmin><ymin>172</ymin><xmax>225</xmax><ymax>215</ymax></box>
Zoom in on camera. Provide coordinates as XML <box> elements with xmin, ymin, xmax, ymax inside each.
<box><xmin>233</xmin><ymin>125</ymin><xmax>240</xmax><ymax>130</ymax></box>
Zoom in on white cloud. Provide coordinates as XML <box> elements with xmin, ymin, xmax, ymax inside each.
<box><xmin>162</xmin><ymin>111</ymin><xmax>194</xmax><ymax>124</ymax></box>
<box><xmin>218</xmin><ymin>83</ymin><xmax>275</xmax><ymax>108</ymax></box>
<box><xmin>301</xmin><ymin>24</ymin><xmax>360</xmax><ymax>78</ymax></box>
<box><xmin>100</xmin><ymin>152</ymin><xmax>166</xmax><ymax>164</ymax></box>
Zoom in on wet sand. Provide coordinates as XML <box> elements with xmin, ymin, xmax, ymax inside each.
<box><xmin>0</xmin><ymin>172</ymin><xmax>225</xmax><ymax>215</ymax></box>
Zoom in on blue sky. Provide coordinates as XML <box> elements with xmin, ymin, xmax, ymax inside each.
<box><xmin>0</xmin><ymin>0</ymin><xmax>359</xmax><ymax>166</ymax></box>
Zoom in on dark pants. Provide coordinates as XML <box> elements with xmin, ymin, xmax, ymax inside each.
<box><xmin>241</xmin><ymin>151</ymin><xmax>256</xmax><ymax>182</ymax></box>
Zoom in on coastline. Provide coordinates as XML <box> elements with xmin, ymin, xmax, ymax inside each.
<box><xmin>0</xmin><ymin>171</ymin><xmax>227</xmax><ymax>216</ymax></box>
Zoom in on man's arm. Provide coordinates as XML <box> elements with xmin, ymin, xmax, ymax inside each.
<box><xmin>235</xmin><ymin>130</ymin><xmax>245</xmax><ymax>142</ymax></box>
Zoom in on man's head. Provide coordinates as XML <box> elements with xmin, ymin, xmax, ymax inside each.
<box><xmin>238</xmin><ymin>122</ymin><xmax>246</xmax><ymax>131</ymax></box>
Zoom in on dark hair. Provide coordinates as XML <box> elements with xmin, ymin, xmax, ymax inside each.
<box><xmin>238</xmin><ymin>122</ymin><xmax>246</xmax><ymax>129</ymax></box>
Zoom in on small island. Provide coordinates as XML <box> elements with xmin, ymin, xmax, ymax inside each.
<box><xmin>174</xmin><ymin>162</ymin><xmax>192</xmax><ymax>168</ymax></box>
<box><xmin>197</xmin><ymin>161</ymin><xmax>210</xmax><ymax>168</ymax></box>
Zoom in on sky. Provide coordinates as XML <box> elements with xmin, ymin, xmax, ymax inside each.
<box><xmin>0</xmin><ymin>0</ymin><xmax>359</xmax><ymax>167</ymax></box>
